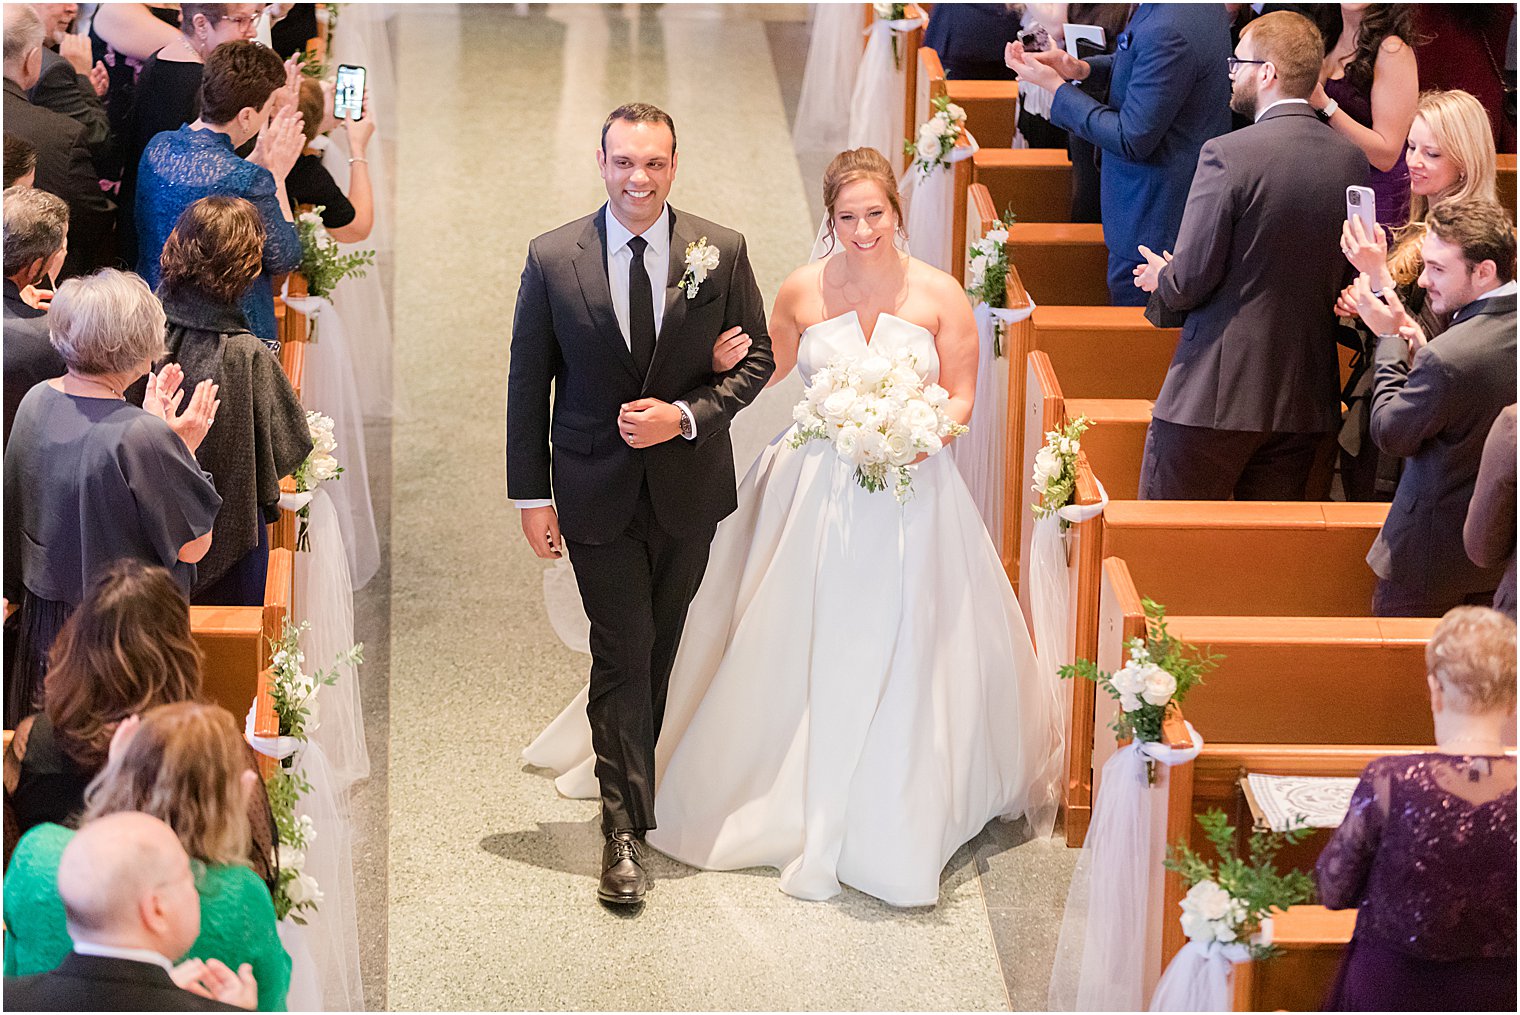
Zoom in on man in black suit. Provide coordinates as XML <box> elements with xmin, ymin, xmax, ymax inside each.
<box><xmin>2</xmin><ymin>4</ymin><xmax>112</xmax><ymax>278</ymax></box>
<box><xmin>2</xmin><ymin>185</ymin><xmax>68</xmax><ymax>449</ymax></box>
<box><xmin>4</xmin><ymin>812</ymin><xmax>256</xmax><ymax>1011</ymax></box>
<box><xmin>506</xmin><ymin>103</ymin><xmax>774</xmax><ymax>907</ymax></box>
<box><xmin>27</xmin><ymin>3</ymin><xmax>111</xmax><ymax>172</ymax></box>
<box><xmin>1349</xmin><ymin>197</ymin><xmax>1518</xmax><ymax>617</ymax></box>
<box><xmin>1134</xmin><ymin>11</ymin><xmax>1367</xmax><ymax>500</ymax></box>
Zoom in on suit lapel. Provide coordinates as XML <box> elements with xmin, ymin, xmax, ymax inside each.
<box><xmin>645</xmin><ymin>207</ymin><xmax>694</xmax><ymax>390</ymax></box>
<box><xmin>1453</xmin><ymin>293</ymin><xmax>1518</xmax><ymax>327</ymax></box>
<box><xmin>572</xmin><ymin>207</ymin><xmax>641</xmax><ymax>382</ymax></box>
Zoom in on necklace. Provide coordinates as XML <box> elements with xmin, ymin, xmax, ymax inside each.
<box><xmin>66</xmin><ymin>372</ymin><xmax>125</xmax><ymax>400</ymax></box>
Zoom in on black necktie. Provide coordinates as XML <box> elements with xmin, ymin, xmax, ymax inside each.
<box><xmin>626</xmin><ymin>235</ymin><xmax>656</xmax><ymax>378</ymax></box>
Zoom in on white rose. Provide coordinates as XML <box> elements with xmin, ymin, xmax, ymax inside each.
<box><xmin>285</xmin><ymin>870</ymin><xmax>313</xmax><ymax>905</ymax></box>
<box><xmin>945</xmin><ymin>102</ymin><xmax>966</xmax><ymax>123</ymax></box>
<box><xmin>1180</xmin><ymin>910</ymin><xmax>1216</xmax><ymax>944</ymax></box>
<box><xmin>1108</xmin><ymin>661</ymin><xmax>1144</xmax><ymax>696</ymax></box>
<box><xmin>857</xmin><ymin>355</ymin><xmax>892</xmax><ymax>386</ymax></box>
<box><xmin>922</xmin><ymin>383</ymin><xmax>950</xmax><ymax>409</ymax></box>
<box><xmin>834</xmin><ymin>425</ymin><xmax>863</xmax><ymax>465</ymax></box>
<box><xmin>856</xmin><ymin>427</ymin><xmax>887</xmax><ymax>462</ymax></box>
<box><xmin>1140</xmin><ymin>665</ymin><xmax>1177</xmax><ymax>706</ymax></box>
<box><xmin>309</xmin><ymin>456</ymin><xmax>339</xmax><ymax>482</ymax></box>
<box><xmin>884</xmin><ymin>431</ymin><xmax>915</xmax><ymax>466</ymax></box>
<box><xmin>902</xmin><ymin>401</ymin><xmax>939</xmax><ymax>432</ymax></box>
<box><xmin>888</xmin><ymin>364</ymin><xmax>921</xmax><ymax>390</ymax></box>
<box><xmin>821</xmin><ymin>387</ymin><xmax>858</xmax><ymax>421</ymax></box>
<box><xmin>1033</xmin><ymin>446</ymin><xmax>1063</xmax><ymax>491</ymax></box>
<box><xmin>970</xmin><ymin>253</ymin><xmax>989</xmax><ymax>278</ymax></box>
<box><xmin>984</xmin><ymin>228</ymin><xmax>1008</xmax><ymax>245</ymax></box>
<box><xmin>278</xmin><ymin>844</ymin><xmax>306</xmax><ymax>871</ymax></box>
<box><xmin>1118</xmin><ymin>691</ymin><xmax>1142</xmax><ymax>712</ymax></box>
<box><xmin>1186</xmin><ymin>880</ymin><xmax>1235</xmax><ymax>922</ymax></box>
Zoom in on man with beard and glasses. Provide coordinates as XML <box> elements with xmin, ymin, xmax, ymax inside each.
<box><xmin>1132</xmin><ymin>10</ymin><xmax>1366</xmax><ymax>501</ymax></box>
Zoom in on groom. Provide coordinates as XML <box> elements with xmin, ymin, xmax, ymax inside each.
<box><xmin>506</xmin><ymin>103</ymin><xmax>774</xmax><ymax>906</ymax></box>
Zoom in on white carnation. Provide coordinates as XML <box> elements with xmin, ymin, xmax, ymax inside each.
<box><xmin>1186</xmin><ymin>880</ymin><xmax>1235</xmax><ymax>922</ymax></box>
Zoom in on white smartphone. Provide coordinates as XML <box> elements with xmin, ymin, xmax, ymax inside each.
<box><xmin>335</xmin><ymin>63</ymin><xmax>366</xmax><ymax>120</ymax></box>
<box><xmin>1345</xmin><ymin>185</ymin><xmax>1377</xmax><ymax>237</ymax></box>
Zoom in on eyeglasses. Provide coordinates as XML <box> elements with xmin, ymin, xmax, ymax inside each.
<box><xmin>217</xmin><ymin>14</ymin><xmax>260</xmax><ymax>29</ymax></box>
<box><xmin>1226</xmin><ymin>57</ymin><xmax>1269</xmax><ymax>75</ymax></box>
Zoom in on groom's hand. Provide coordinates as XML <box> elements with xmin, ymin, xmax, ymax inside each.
<box><xmin>619</xmin><ymin>400</ymin><xmax>682</xmax><ymax>448</ymax></box>
<box><xmin>520</xmin><ymin>505</ymin><xmax>563</xmax><ymax>559</ymax></box>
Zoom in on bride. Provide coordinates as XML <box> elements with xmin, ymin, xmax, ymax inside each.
<box><xmin>527</xmin><ymin>148</ymin><xmax>1060</xmax><ymax>907</ymax></box>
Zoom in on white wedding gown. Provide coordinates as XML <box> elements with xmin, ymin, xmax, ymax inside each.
<box><xmin>524</xmin><ymin>311</ymin><xmax>1059</xmax><ymax>907</ymax></box>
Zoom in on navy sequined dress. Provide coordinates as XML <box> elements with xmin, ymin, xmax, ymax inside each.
<box><xmin>135</xmin><ymin>126</ymin><xmax>302</xmax><ymax>347</ymax></box>
<box><xmin>1317</xmin><ymin>753</ymin><xmax>1517</xmax><ymax>1011</ymax></box>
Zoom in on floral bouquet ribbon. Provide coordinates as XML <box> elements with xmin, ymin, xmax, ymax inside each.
<box><xmin>1149</xmin><ymin>934</ymin><xmax>1261</xmax><ymax>1012</ymax></box>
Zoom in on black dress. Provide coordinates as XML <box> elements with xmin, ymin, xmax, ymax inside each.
<box><xmin>88</xmin><ymin>3</ymin><xmax>180</xmax><ymax>185</ymax></box>
<box><xmin>6</xmin><ymin>714</ymin><xmax>94</xmax><ymax>841</ymax></box>
<box><xmin>1</xmin><ymin>385</ymin><xmax>220</xmax><ymax>725</ymax></box>
<box><xmin>285</xmin><ymin>152</ymin><xmax>356</xmax><ymax>229</ymax></box>
<box><xmin>120</xmin><ymin>54</ymin><xmax>203</xmax><ymax>271</ymax></box>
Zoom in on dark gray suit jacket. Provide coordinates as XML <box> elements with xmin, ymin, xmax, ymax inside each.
<box><xmin>30</xmin><ymin>47</ymin><xmax>111</xmax><ymax>171</ymax></box>
<box><xmin>1367</xmin><ymin>293</ymin><xmax>1517</xmax><ymax>599</ymax></box>
<box><xmin>506</xmin><ymin>205</ymin><xmax>774</xmax><ymax>545</ymax></box>
<box><xmin>1149</xmin><ymin>103</ymin><xmax>1367</xmax><ymax>433</ymax></box>
<box><xmin>3</xmin><ymin>279</ymin><xmax>65</xmax><ymax>449</ymax></box>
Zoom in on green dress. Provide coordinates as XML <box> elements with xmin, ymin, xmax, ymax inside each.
<box><xmin>3</xmin><ymin>823</ymin><xmax>291</xmax><ymax>1011</ymax></box>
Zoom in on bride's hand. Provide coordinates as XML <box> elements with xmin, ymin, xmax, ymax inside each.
<box><xmin>711</xmin><ymin>326</ymin><xmax>751</xmax><ymax>373</ymax></box>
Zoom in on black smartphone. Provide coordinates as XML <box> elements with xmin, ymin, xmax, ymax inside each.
<box><xmin>335</xmin><ymin>63</ymin><xmax>366</xmax><ymax>121</ymax></box>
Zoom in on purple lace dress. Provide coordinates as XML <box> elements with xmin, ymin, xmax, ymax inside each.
<box><xmin>1324</xmin><ymin>73</ymin><xmax>1411</xmax><ymax>229</ymax></box>
<box><xmin>1316</xmin><ymin>753</ymin><xmax>1517</xmax><ymax>1011</ymax></box>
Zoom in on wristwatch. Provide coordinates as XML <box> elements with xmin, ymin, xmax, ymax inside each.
<box><xmin>1319</xmin><ymin>97</ymin><xmax>1339</xmax><ymax>121</ymax></box>
<box><xmin>678</xmin><ymin>408</ymin><xmax>694</xmax><ymax>439</ymax></box>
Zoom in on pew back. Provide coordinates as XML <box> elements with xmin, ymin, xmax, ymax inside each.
<box><xmin>1005</xmin><ymin>223</ymin><xmax>1110</xmax><ymax>306</ymax></box>
<box><xmin>974</xmin><ymin>148</ymin><xmax>1073</xmax><ymax>224</ymax></box>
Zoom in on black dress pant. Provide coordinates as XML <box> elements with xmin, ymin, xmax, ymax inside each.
<box><xmin>565</xmin><ymin>485</ymin><xmax>711</xmax><ymax>834</ymax></box>
<box><xmin>1139</xmin><ymin>417</ymin><xmax>1328</xmax><ymax>501</ymax></box>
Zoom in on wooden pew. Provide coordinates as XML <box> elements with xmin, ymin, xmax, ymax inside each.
<box><xmin>1005</xmin><ymin>223</ymin><xmax>1110</xmax><ymax>306</ymax></box>
<box><xmin>1498</xmin><ymin>152</ymin><xmax>1516</xmax><ymax>214</ymax></box>
<box><xmin>1064</xmin><ymin>398</ymin><xmax>1151</xmax><ymax>501</ymax></box>
<box><xmin>192</xmin><ymin>547</ymin><xmax>293</xmax><ymax>723</ymax></box>
<box><xmin>915</xmin><ymin>46</ymin><xmax>1019</xmax><ymax>152</ymax></box>
<box><xmin>1229</xmin><ymin>906</ymin><xmax>1357</xmax><ymax>1012</ymax></box>
<box><xmin>973</xmin><ymin>148</ymin><xmax>1073</xmax><ymax>224</ymax></box>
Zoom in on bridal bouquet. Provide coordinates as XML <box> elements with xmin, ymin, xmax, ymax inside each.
<box><xmin>292</xmin><ymin>411</ymin><xmax>343</xmax><ymax>552</ymax></box>
<box><xmin>1030</xmin><ymin>415</ymin><xmax>1091</xmax><ymax>523</ymax></box>
<box><xmin>789</xmin><ymin>349</ymin><xmax>967</xmax><ymax>502</ymax></box>
<box><xmin>904</xmin><ymin>94</ymin><xmax>968</xmax><ymax>175</ymax></box>
<box><xmin>1165</xmin><ymin>810</ymin><xmax>1315</xmax><ymax>959</ymax></box>
<box><xmin>265</xmin><ymin>620</ymin><xmax>364</xmax><ymax>924</ymax></box>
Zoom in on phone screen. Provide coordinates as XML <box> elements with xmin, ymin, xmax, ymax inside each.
<box><xmin>335</xmin><ymin>64</ymin><xmax>366</xmax><ymax>120</ymax></box>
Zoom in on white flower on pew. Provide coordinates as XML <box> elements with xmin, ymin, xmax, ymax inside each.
<box><xmin>905</xmin><ymin>94</ymin><xmax>969</xmax><ymax>176</ymax></box>
<box><xmin>293</xmin><ymin>411</ymin><xmax>344</xmax><ymax>552</ymax></box>
<box><xmin>1030</xmin><ymin>416</ymin><xmax>1092</xmax><ymax>523</ymax></box>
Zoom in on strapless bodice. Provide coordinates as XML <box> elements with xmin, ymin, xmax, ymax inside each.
<box><xmin>797</xmin><ymin>311</ymin><xmax>939</xmax><ymax>386</ymax></box>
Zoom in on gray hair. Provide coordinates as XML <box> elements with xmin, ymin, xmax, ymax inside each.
<box><xmin>3</xmin><ymin>186</ymin><xmax>68</xmax><ymax>278</ymax></box>
<box><xmin>49</xmin><ymin>270</ymin><xmax>167</xmax><ymax>375</ymax></box>
<box><xmin>1427</xmin><ymin>606</ymin><xmax>1518</xmax><ymax>713</ymax></box>
<box><xmin>3</xmin><ymin>5</ymin><xmax>44</xmax><ymax>69</ymax></box>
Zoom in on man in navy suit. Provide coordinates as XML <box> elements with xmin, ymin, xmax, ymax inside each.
<box><xmin>1006</xmin><ymin>3</ymin><xmax>1232</xmax><ymax>305</ymax></box>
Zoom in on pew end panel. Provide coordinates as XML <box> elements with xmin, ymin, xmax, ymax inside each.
<box><xmin>1059</xmin><ymin>463</ymin><xmax>1106</xmax><ymax>846</ymax></box>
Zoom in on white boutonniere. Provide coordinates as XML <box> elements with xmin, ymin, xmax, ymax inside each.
<box><xmin>678</xmin><ymin>237</ymin><xmax>720</xmax><ymax>300</ymax></box>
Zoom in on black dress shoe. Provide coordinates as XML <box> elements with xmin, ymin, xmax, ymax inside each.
<box><xmin>598</xmin><ymin>830</ymin><xmax>649</xmax><ymax>905</ymax></box>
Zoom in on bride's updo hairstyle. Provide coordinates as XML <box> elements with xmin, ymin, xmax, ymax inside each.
<box><xmin>822</xmin><ymin>147</ymin><xmax>907</xmax><ymax>253</ymax></box>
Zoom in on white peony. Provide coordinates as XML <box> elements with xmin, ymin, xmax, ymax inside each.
<box><xmin>857</xmin><ymin>354</ymin><xmax>893</xmax><ymax>386</ymax></box>
<box><xmin>1186</xmin><ymin>879</ymin><xmax>1236</xmax><ymax>922</ymax></box>
<box><xmin>901</xmin><ymin>400</ymin><xmax>939</xmax><ymax>432</ymax></box>
<box><xmin>884</xmin><ymin>431</ymin><xmax>915</xmax><ymax>466</ymax></box>
<box><xmin>834</xmin><ymin>425</ymin><xmax>864</xmax><ymax>465</ymax></box>
<box><xmin>1141</xmin><ymin>665</ymin><xmax>1177</xmax><ymax>706</ymax></box>
<box><xmin>821</xmin><ymin>387</ymin><xmax>858</xmax><ymax>421</ymax></box>
<box><xmin>856</xmin><ymin>427</ymin><xmax>887</xmax><ymax>462</ymax></box>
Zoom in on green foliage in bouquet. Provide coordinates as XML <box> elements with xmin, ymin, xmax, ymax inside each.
<box><xmin>296</xmin><ymin>207</ymin><xmax>375</xmax><ymax>300</ymax></box>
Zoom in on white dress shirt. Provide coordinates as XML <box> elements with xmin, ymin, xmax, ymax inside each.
<box><xmin>1478</xmin><ymin>280</ymin><xmax>1519</xmax><ymax>301</ymax></box>
<box><xmin>513</xmin><ymin>204</ymin><xmax>696</xmax><ymax>511</ymax></box>
<box><xmin>1255</xmin><ymin>97</ymin><xmax>1312</xmax><ymax>122</ymax></box>
<box><xmin>72</xmin><ymin>940</ymin><xmax>178</xmax><ymax>977</ymax></box>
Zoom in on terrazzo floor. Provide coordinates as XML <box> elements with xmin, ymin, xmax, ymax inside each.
<box><xmin>363</xmin><ymin>4</ymin><xmax>1078</xmax><ymax>1009</ymax></box>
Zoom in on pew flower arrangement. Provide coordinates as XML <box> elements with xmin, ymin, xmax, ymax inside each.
<box><xmin>965</xmin><ymin>208</ymin><xmax>1017</xmax><ymax>357</ymax></box>
<box><xmin>266</xmin><ymin>620</ymin><xmax>364</xmax><ymax>923</ymax></box>
<box><xmin>1164</xmin><ymin>810</ymin><xmax>1316</xmax><ymax>960</ymax></box>
<box><xmin>1061</xmin><ymin>599</ymin><xmax>1220</xmax><ymax>779</ymax></box>
<box><xmin>872</xmin><ymin>3</ymin><xmax>912</xmax><ymax>68</ymax></box>
<box><xmin>293</xmin><ymin>411</ymin><xmax>343</xmax><ymax>552</ymax></box>
<box><xmin>789</xmin><ymin>349</ymin><xmax>967</xmax><ymax>502</ymax></box>
<box><xmin>1030</xmin><ymin>415</ymin><xmax>1091</xmax><ymax>524</ymax></box>
<box><xmin>904</xmin><ymin>94</ymin><xmax>968</xmax><ymax>175</ymax></box>
<box><xmin>296</xmin><ymin>208</ymin><xmax>375</xmax><ymax>301</ymax></box>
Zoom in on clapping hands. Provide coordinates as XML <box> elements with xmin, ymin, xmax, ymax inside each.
<box><xmin>172</xmin><ymin>958</ymin><xmax>259</xmax><ymax>1010</ymax></box>
<box><xmin>1004</xmin><ymin>40</ymin><xmax>1087</xmax><ymax>93</ymax></box>
<box><xmin>143</xmin><ymin>364</ymin><xmax>220</xmax><ymax>454</ymax></box>
<box><xmin>250</xmin><ymin>102</ymin><xmax>306</xmax><ymax>181</ymax></box>
<box><xmin>1348</xmin><ymin>272</ymin><xmax>1427</xmax><ymax>355</ymax></box>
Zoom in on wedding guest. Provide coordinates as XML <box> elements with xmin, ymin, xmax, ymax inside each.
<box><xmin>3</xmin><ymin>702</ymin><xmax>291</xmax><ymax>1011</ymax></box>
<box><xmin>4</xmin><ymin>131</ymin><xmax>37</xmax><ymax>187</ymax></box>
<box><xmin>1063</xmin><ymin>3</ymin><xmax>1132</xmax><ymax>223</ymax></box>
<box><xmin>1465</xmin><ymin>406</ymin><xmax>1517</xmax><ymax>618</ymax></box>
<box><xmin>1335</xmin><ymin>88</ymin><xmax>1498</xmax><ymax>501</ymax></box>
<box><xmin>3</xmin><ymin>186</ymin><xmax>68</xmax><ymax>448</ymax></box>
<box><xmin>1317</xmin><ymin>606</ymin><xmax>1516</xmax><ymax>1012</ymax></box>
<box><xmin>1133</xmin><ymin>11</ymin><xmax>1366</xmax><ymax>501</ymax></box>
<box><xmin>1312</xmin><ymin>4</ymin><xmax>1421</xmax><ymax>228</ymax></box>
<box><xmin>3</xmin><ymin>4</ymin><xmax>114</xmax><ymax>278</ymax></box>
<box><xmin>1005</xmin><ymin>3</ymin><xmax>1232</xmax><ymax>305</ymax></box>
<box><xmin>119</xmin><ymin>4</ymin><xmax>263</xmax><ymax>271</ymax></box>
<box><xmin>3</xmin><ymin>561</ymin><xmax>203</xmax><ymax>847</ymax></box>
<box><xmin>87</xmin><ymin>2</ymin><xmax>181</xmax><ymax>182</ymax></box>
<box><xmin>268</xmin><ymin>3</ymin><xmax>317</xmax><ymax>60</ymax></box>
<box><xmin>1350</xmin><ymin>197</ymin><xmax>1517</xmax><ymax>616</ymax></box>
<box><xmin>151</xmin><ymin>196</ymin><xmax>312</xmax><ymax>605</ymax></box>
<box><xmin>1413</xmin><ymin>4</ymin><xmax>1517</xmax><ymax>153</ymax></box>
<box><xmin>2</xmin><ymin>268</ymin><xmax>220</xmax><ymax>727</ymax></box>
<box><xmin>27</xmin><ymin>3</ymin><xmax>110</xmax><ymax>172</ymax></box>
<box><xmin>136</xmin><ymin>39</ymin><xmax>303</xmax><ymax>348</ymax></box>
<box><xmin>924</xmin><ymin>3</ymin><xmax>1022</xmax><ymax>81</ymax></box>
<box><xmin>3</xmin><ymin>812</ymin><xmax>257</xmax><ymax>1012</ymax></box>
<box><xmin>285</xmin><ymin>75</ymin><xmax>375</xmax><ymax>241</ymax></box>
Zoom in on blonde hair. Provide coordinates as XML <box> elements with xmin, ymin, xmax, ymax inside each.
<box><xmin>48</xmin><ymin>269</ymin><xmax>167</xmax><ymax>375</ymax></box>
<box><xmin>1388</xmin><ymin>90</ymin><xmax>1498</xmax><ymax>286</ymax></box>
<box><xmin>1426</xmin><ymin>606</ymin><xmax>1517</xmax><ymax>714</ymax></box>
<box><xmin>81</xmin><ymin>702</ymin><xmax>253</xmax><ymax>867</ymax></box>
<box><xmin>821</xmin><ymin>147</ymin><xmax>906</xmax><ymax>253</ymax></box>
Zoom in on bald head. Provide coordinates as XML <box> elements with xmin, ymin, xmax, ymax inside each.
<box><xmin>3</xmin><ymin>5</ymin><xmax>44</xmax><ymax>88</ymax></box>
<box><xmin>58</xmin><ymin>812</ymin><xmax>201</xmax><ymax>957</ymax></box>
